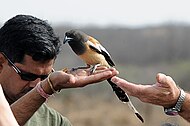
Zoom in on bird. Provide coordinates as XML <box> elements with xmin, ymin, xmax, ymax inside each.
<box><xmin>63</xmin><ymin>29</ymin><xmax>144</xmax><ymax>123</ymax></box>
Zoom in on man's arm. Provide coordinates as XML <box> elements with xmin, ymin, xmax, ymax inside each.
<box><xmin>11</xmin><ymin>87</ymin><xmax>46</xmax><ymax>125</ymax></box>
<box><xmin>0</xmin><ymin>85</ymin><xmax>19</xmax><ymax>126</ymax></box>
<box><xmin>111</xmin><ymin>73</ymin><xmax>190</xmax><ymax>122</ymax></box>
<box><xmin>11</xmin><ymin>67</ymin><xmax>118</xmax><ymax>125</ymax></box>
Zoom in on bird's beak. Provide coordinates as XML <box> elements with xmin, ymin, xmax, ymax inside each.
<box><xmin>63</xmin><ymin>36</ymin><xmax>73</xmax><ymax>44</ymax></box>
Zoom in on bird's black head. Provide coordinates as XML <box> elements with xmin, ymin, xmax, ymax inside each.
<box><xmin>63</xmin><ymin>29</ymin><xmax>88</xmax><ymax>55</ymax></box>
<box><xmin>63</xmin><ymin>29</ymin><xmax>88</xmax><ymax>44</ymax></box>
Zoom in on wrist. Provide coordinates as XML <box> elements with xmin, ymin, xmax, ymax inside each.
<box><xmin>41</xmin><ymin>79</ymin><xmax>54</xmax><ymax>95</ymax></box>
<box><xmin>166</xmin><ymin>87</ymin><xmax>181</xmax><ymax>108</ymax></box>
<box><xmin>47</xmin><ymin>72</ymin><xmax>63</xmax><ymax>92</ymax></box>
<box><xmin>36</xmin><ymin>82</ymin><xmax>52</xmax><ymax>100</ymax></box>
<box><xmin>164</xmin><ymin>89</ymin><xmax>186</xmax><ymax>116</ymax></box>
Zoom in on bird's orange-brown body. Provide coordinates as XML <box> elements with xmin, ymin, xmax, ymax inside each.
<box><xmin>79</xmin><ymin>41</ymin><xmax>110</xmax><ymax>67</ymax></box>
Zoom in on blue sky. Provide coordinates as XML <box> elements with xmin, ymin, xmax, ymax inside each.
<box><xmin>0</xmin><ymin>0</ymin><xmax>190</xmax><ymax>27</ymax></box>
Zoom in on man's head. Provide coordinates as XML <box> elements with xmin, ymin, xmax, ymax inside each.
<box><xmin>0</xmin><ymin>14</ymin><xmax>61</xmax><ymax>63</ymax></box>
<box><xmin>0</xmin><ymin>15</ymin><xmax>61</xmax><ymax>104</ymax></box>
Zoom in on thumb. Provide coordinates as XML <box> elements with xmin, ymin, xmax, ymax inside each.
<box><xmin>61</xmin><ymin>73</ymin><xmax>76</xmax><ymax>84</ymax></box>
<box><xmin>156</xmin><ymin>73</ymin><xmax>175</xmax><ymax>88</ymax></box>
<box><xmin>156</xmin><ymin>73</ymin><xmax>167</xmax><ymax>84</ymax></box>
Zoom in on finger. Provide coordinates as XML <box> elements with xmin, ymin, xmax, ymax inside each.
<box><xmin>64</xmin><ymin>70</ymin><xmax>113</xmax><ymax>88</ymax></box>
<box><xmin>111</xmin><ymin>76</ymin><xmax>135</xmax><ymax>87</ymax></box>
<box><xmin>81</xmin><ymin>70</ymin><xmax>114</xmax><ymax>84</ymax></box>
<box><xmin>94</xmin><ymin>67</ymin><xmax>119</xmax><ymax>75</ymax></box>
<box><xmin>111</xmin><ymin>76</ymin><xmax>142</xmax><ymax>95</ymax></box>
<box><xmin>95</xmin><ymin>66</ymin><xmax>108</xmax><ymax>70</ymax></box>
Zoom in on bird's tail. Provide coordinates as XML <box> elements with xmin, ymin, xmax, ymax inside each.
<box><xmin>107</xmin><ymin>78</ymin><xmax>144</xmax><ymax>123</ymax></box>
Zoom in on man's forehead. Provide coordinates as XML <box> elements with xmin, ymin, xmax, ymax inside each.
<box><xmin>22</xmin><ymin>55</ymin><xmax>55</xmax><ymax>66</ymax></box>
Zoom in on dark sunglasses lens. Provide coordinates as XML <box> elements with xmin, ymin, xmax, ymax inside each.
<box><xmin>40</xmin><ymin>75</ymin><xmax>48</xmax><ymax>80</ymax></box>
<box><xmin>20</xmin><ymin>73</ymin><xmax>48</xmax><ymax>81</ymax></box>
<box><xmin>20</xmin><ymin>73</ymin><xmax>38</xmax><ymax>81</ymax></box>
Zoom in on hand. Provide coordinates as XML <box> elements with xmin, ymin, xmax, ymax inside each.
<box><xmin>111</xmin><ymin>73</ymin><xmax>180</xmax><ymax>108</ymax></box>
<box><xmin>50</xmin><ymin>67</ymin><xmax>119</xmax><ymax>90</ymax></box>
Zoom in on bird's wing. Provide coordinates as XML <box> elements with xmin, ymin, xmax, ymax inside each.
<box><xmin>87</xmin><ymin>36</ymin><xmax>115</xmax><ymax>67</ymax></box>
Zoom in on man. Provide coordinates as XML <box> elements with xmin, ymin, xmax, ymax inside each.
<box><xmin>0</xmin><ymin>15</ymin><xmax>118</xmax><ymax>126</ymax></box>
<box><xmin>111</xmin><ymin>73</ymin><xmax>190</xmax><ymax>122</ymax></box>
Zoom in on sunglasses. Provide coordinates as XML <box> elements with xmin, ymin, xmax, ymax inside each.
<box><xmin>1</xmin><ymin>52</ymin><xmax>53</xmax><ymax>81</ymax></box>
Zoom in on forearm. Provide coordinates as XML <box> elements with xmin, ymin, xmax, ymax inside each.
<box><xmin>0</xmin><ymin>107</ymin><xmax>19</xmax><ymax>126</ymax></box>
<box><xmin>179</xmin><ymin>92</ymin><xmax>190</xmax><ymax>122</ymax></box>
<box><xmin>0</xmin><ymin>85</ymin><xmax>19</xmax><ymax>126</ymax></box>
<box><xmin>11</xmin><ymin>80</ymin><xmax>52</xmax><ymax>125</ymax></box>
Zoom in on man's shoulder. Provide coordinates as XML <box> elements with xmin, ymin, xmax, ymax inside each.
<box><xmin>24</xmin><ymin>104</ymin><xmax>72</xmax><ymax>126</ymax></box>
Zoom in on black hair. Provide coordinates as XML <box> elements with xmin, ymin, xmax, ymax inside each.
<box><xmin>0</xmin><ymin>14</ymin><xmax>61</xmax><ymax>63</ymax></box>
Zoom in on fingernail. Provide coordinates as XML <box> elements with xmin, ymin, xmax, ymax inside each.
<box><xmin>116</xmin><ymin>70</ymin><xmax>119</xmax><ymax>74</ymax></box>
<box><xmin>110</xmin><ymin>67</ymin><xmax>115</xmax><ymax>71</ymax></box>
<box><xmin>111</xmin><ymin>76</ymin><xmax>118</xmax><ymax>83</ymax></box>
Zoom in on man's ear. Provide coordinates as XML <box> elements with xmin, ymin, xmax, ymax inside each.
<box><xmin>0</xmin><ymin>53</ymin><xmax>7</xmax><ymax>73</ymax></box>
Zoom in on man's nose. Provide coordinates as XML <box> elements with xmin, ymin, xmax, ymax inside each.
<box><xmin>28</xmin><ymin>78</ymin><xmax>41</xmax><ymax>88</ymax></box>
